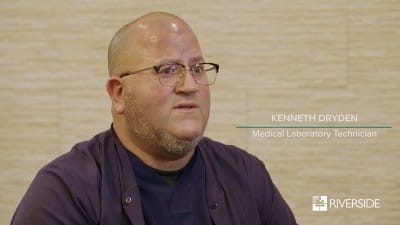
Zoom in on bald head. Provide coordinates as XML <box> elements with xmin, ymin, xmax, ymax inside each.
<box><xmin>107</xmin><ymin>12</ymin><xmax>200</xmax><ymax>76</ymax></box>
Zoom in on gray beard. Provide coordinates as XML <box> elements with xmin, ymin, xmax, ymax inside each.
<box><xmin>124</xmin><ymin>91</ymin><xmax>202</xmax><ymax>159</ymax></box>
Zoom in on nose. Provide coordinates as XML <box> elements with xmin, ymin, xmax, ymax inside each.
<box><xmin>175</xmin><ymin>69</ymin><xmax>199</xmax><ymax>94</ymax></box>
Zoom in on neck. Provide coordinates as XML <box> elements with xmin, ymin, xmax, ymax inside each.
<box><xmin>113</xmin><ymin>121</ymin><xmax>194</xmax><ymax>171</ymax></box>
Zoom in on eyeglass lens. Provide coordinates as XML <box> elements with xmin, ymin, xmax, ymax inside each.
<box><xmin>157</xmin><ymin>63</ymin><xmax>218</xmax><ymax>87</ymax></box>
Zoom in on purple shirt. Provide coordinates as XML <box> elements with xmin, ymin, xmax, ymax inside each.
<box><xmin>11</xmin><ymin>128</ymin><xmax>297</xmax><ymax>225</ymax></box>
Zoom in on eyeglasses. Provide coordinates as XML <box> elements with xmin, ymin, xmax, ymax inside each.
<box><xmin>119</xmin><ymin>62</ymin><xmax>219</xmax><ymax>87</ymax></box>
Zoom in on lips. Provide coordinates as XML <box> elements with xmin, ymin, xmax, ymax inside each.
<box><xmin>174</xmin><ymin>102</ymin><xmax>198</xmax><ymax>110</ymax></box>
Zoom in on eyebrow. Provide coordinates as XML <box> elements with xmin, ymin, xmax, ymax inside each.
<box><xmin>189</xmin><ymin>56</ymin><xmax>205</xmax><ymax>64</ymax></box>
<box><xmin>157</xmin><ymin>56</ymin><xmax>204</xmax><ymax>65</ymax></box>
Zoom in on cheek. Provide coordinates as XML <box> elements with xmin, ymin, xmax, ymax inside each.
<box><xmin>144</xmin><ymin>88</ymin><xmax>174</xmax><ymax>119</ymax></box>
<box><xmin>199</xmin><ymin>87</ymin><xmax>211</xmax><ymax>116</ymax></box>
<box><xmin>125</xmin><ymin>81</ymin><xmax>172</xmax><ymax>116</ymax></box>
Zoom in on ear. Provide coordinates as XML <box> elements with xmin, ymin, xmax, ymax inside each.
<box><xmin>106</xmin><ymin>77</ymin><xmax>125</xmax><ymax>114</ymax></box>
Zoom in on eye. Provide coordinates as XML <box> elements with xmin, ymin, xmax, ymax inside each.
<box><xmin>191</xmin><ymin>65</ymin><xmax>204</xmax><ymax>74</ymax></box>
<box><xmin>159</xmin><ymin>64</ymin><xmax>180</xmax><ymax>76</ymax></box>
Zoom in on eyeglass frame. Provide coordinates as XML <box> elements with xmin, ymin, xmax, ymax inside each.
<box><xmin>119</xmin><ymin>62</ymin><xmax>219</xmax><ymax>86</ymax></box>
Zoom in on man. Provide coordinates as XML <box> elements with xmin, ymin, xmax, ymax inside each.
<box><xmin>11</xmin><ymin>12</ymin><xmax>297</xmax><ymax>225</ymax></box>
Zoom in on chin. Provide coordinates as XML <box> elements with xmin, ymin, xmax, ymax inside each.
<box><xmin>173</xmin><ymin>127</ymin><xmax>204</xmax><ymax>140</ymax></box>
<box><xmin>178</xmin><ymin>132</ymin><xmax>202</xmax><ymax>141</ymax></box>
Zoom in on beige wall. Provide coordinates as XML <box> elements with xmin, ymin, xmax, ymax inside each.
<box><xmin>1</xmin><ymin>0</ymin><xmax>399</xmax><ymax>224</ymax></box>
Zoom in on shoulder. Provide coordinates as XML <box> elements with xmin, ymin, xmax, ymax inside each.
<box><xmin>198</xmin><ymin>137</ymin><xmax>269</xmax><ymax>191</ymax></box>
<box><xmin>198</xmin><ymin>136</ymin><xmax>265</xmax><ymax>172</ymax></box>
<box><xmin>198</xmin><ymin>137</ymin><xmax>275</xmax><ymax>219</ymax></box>
<box><xmin>42</xmin><ymin>129</ymin><xmax>112</xmax><ymax>179</ymax></box>
<box><xmin>36</xmin><ymin>129</ymin><xmax>114</xmax><ymax>197</ymax></box>
<box><xmin>198</xmin><ymin>137</ymin><xmax>298</xmax><ymax>225</ymax></box>
<box><xmin>11</xmin><ymin>130</ymin><xmax>113</xmax><ymax>224</ymax></box>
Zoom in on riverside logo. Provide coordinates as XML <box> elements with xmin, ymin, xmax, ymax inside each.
<box><xmin>312</xmin><ymin>195</ymin><xmax>381</xmax><ymax>212</ymax></box>
<box><xmin>312</xmin><ymin>196</ymin><xmax>328</xmax><ymax>211</ymax></box>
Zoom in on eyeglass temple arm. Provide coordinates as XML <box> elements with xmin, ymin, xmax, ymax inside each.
<box><xmin>206</xmin><ymin>63</ymin><xmax>219</xmax><ymax>73</ymax></box>
<box><xmin>119</xmin><ymin>66</ymin><xmax>156</xmax><ymax>78</ymax></box>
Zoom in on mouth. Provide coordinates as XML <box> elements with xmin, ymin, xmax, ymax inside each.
<box><xmin>174</xmin><ymin>102</ymin><xmax>199</xmax><ymax>111</ymax></box>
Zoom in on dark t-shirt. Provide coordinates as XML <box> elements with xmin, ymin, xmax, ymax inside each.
<box><xmin>127</xmin><ymin>149</ymin><xmax>213</xmax><ymax>225</ymax></box>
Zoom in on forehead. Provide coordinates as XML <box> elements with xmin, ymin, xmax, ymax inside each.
<box><xmin>133</xmin><ymin>20</ymin><xmax>203</xmax><ymax>65</ymax></box>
